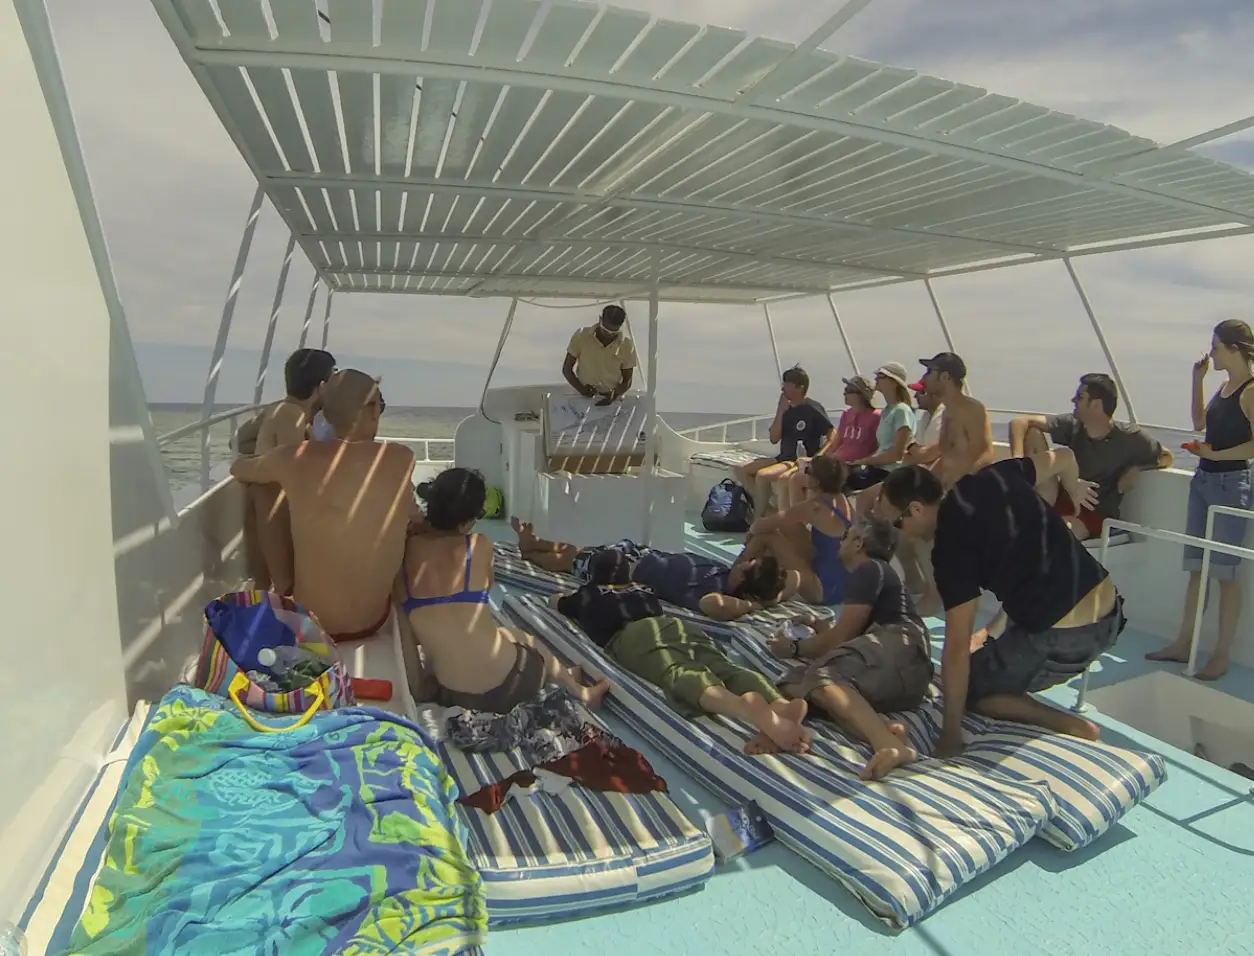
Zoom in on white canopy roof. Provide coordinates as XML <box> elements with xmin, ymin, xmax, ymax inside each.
<box><xmin>155</xmin><ymin>0</ymin><xmax>1254</xmax><ymax>302</ymax></box>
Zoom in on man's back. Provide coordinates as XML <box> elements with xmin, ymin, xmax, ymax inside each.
<box><xmin>281</xmin><ymin>440</ymin><xmax>415</xmax><ymax>635</ymax></box>
<box><xmin>933</xmin><ymin>458</ymin><xmax>1107</xmax><ymax>631</ymax></box>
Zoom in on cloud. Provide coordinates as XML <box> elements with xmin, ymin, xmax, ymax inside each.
<box><xmin>46</xmin><ymin>0</ymin><xmax>1254</xmax><ymax>426</ymax></box>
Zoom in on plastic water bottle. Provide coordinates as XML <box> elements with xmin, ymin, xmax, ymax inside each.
<box><xmin>257</xmin><ymin>645</ymin><xmax>328</xmax><ymax>692</ymax></box>
<box><xmin>0</xmin><ymin>921</ymin><xmax>28</xmax><ymax>956</ymax></box>
<box><xmin>782</xmin><ymin>623</ymin><xmax>814</xmax><ymax>641</ymax></box>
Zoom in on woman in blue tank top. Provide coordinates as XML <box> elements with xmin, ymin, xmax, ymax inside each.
<box><xmin>1150</xmin><ymin>319</ymin><xmax>1254</xmax><ymax>681</ymax></box>
<box><xmin>742</xmin><ymin>456</ymin><xmax>853</xmax><ymax>606</ymax></box>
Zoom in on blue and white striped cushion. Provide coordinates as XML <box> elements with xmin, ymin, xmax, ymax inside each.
<box><xmin>423</xmin><ymin>610</ymin><xmax>714</xmax><ymax>926</ymax></box>
<box><xmin>19</xmin><ymin>702</ymin><xmax>154</xmax><ymax>956</ymax></box>
<box><xmin>508</xmin><ymin>595</ymin><xmax>1056</xmax><ymax>929</ymax></box>
<box><xmin>492</xmin><ymin>542</ymin><xmax>834</xmax><ymax>632</ymax></box>
<box><xmin>728</xmin><ymin>620</ymin><xmax>1166</xmax><ymax>851</ymax></box>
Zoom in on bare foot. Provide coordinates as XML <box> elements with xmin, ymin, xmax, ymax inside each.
<box><xmin>1195</xmin><ymin>655</ymin><xmax>1229</xmax><ymax>681</ymax></box>
<box><xmin>742</xmin><ymin>694</ymin><xmax>811</xmax><ymax>755</ymax></box>
<box><xmin>969</xmin><ymin>628</ymin><xmax>989</xmax><ymax>652</ymax></box>
<box><xmin>860</xmin><ymin>744</ymin><xmax>919</xmax><ymax>780</ymax></box>
<box><xmin>579</xmin><ymin>677</ymin><xmax>613</xmax><ymax>709</ymax></box>
<box><xmin>1058</xmin><ymin>714</ymin><xmax>1101</xmax><ymax>741</ymax></box>
<box><xmin>886</xmin><ymin>720</ymin><xmax>909</xmax><ymax>744</ymax></box>
<box><xmin>1146</xmin><ymin>641</ymin><xmax>1191</xmax><ymax>663</ymax></box>
<box><xmin>510</xmin><ymin>515</ymin><xmax>522</xmax><ymax>534</ymax></box>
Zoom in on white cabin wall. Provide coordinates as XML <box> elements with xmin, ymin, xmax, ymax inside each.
<box><xmin>0</xmin><ymin>0</ymin><xmax>128</xmax><ymax>919</ymax></box>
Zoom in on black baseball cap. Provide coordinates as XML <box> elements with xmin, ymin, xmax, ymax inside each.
<box><xmin>919</xmin><ymin>352</ymin><xmax>967</xmax><ymax>381</ymax></box>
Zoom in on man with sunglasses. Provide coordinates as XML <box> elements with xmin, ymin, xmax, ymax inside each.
<box><xmin>879</xmin><ymin>452</ymin><xmax>1125</xmax><ymax>759</ymax></box>
<box><xmin>563</xmin><ymin>304</ymin><xmax>637</xmax><ymax>405</ymax></box>
<box><xmin>232</xmin><ymin>370</ymin><xmax>419</xmax><ymax>642</ymax></box>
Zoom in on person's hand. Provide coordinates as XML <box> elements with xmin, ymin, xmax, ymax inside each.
<box><xmin>595</xmin><ymin>394</ymin><xmax>613</xmax><ymax>406</ymax></box>
<box><xmin>777</xmin><ymin>391</ymin><xmax>790</xmax><ymax>409</ymax></box>
<box><xmin>579</xmin><ymin>383</ymin><xmax>596</xmax><ymax>398</ymax></box>
<box><xmin>1194</xmin><ymin>352</ymin><xmax>1211</xmax><ymax>381</ymax></box>
<box><xmin>1064</xmin><ymin>477</ymin><xmax>1099</xmax><ymax>512</ymax></box>
<box><xmin>766</xmin><ymin>634</ymin><xmax>795</xmax><ymax>659</ymax></box>
<box><xmin>1193</xmin><ymin>441</ymin><xmax>1217</xmax><ymax>460</ymax></box>
<box><xmin>935</xmin><ymin>730</ymin><xmax>965</xmax><ymax>760</ymax></box>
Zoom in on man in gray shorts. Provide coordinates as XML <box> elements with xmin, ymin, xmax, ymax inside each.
<box><xmin>768</xmin><ymin>513</ymin><xmax>933</xmax><ymax>780</ymax></box>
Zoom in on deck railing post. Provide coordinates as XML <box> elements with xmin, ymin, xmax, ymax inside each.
<box><xmin>825</xmin><ymin>293</ymin><xmax>860</xmax><ymax>374</ymax></box>
<box><xmin>478</xmin><ymin>298</ymin><xmax>520</xmax><ymax>419</ymax></box>
<box><xmin>762</xmin><ymin>302</ymin><xmax>783</xmax><ymax>380</ymax></box>
<box><xmin>1063</xmin><ymin>257</ymin><xmax>1139</xmax><ymax>423</ymax></box>
<box><xmin>253</xmin><ymin>234</ymin><xmax>295</xmax><ymax>405</ymax></box>
<box><xmin>320</xmin><ymin>288</ymin><xmax>334</xmax><ymax>349</ymax></box>
<box><xmin>297</xmin><ymin>276</ymin><xmax>319</xmax><ymax>348</ymax></box>
<box><xmin>199</xmin><ymin>185</ymin><xmax>264</xmax><ymax>492</ymax></box>
<box><xmin>642</xmin><ymin>257</ymin><xmax>662</xmax><ymax>546</ymax></box>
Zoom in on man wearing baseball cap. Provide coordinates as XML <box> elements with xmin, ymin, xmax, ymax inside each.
<box><xmin>917</xmin><ymin>352</ymin><xmax>994</xmax><ymax>488</ymax></box>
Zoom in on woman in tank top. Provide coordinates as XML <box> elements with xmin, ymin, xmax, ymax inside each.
<box><xmin>1149</xmin><ymin>319</ymin><xmax>1254</xmax><ymax>680</ymax></box>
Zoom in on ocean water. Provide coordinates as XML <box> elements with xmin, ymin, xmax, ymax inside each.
<box><xmin>151</xmin><ymin>404</ymin><xmax>756</xmax><ymax>491</ymax></box>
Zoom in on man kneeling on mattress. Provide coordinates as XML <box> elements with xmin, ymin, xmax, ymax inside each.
<box><xmin>765</xmin><ymin>513</ymin><xmax>933</xmax><ymax>780</ymax></box>
<box><xmin>880</xmin><ymin>454</ymin><xmax>1124</xmax><ymax>760</ymax></box>
<box><xmin>549</xmin><ymin>549</ymin><xmax>812</xmax><ymax>755</ymax></box>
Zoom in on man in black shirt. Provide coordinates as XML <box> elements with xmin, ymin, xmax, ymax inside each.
<box><xmin>880</xmin><ymin>453</ymin><xmax>1125</xmax><ymax>758</ymax></box>
<box><xmin>550</xmin><ymin>550</ymin><xmax>811</xmax><ymax>754</ymax></box>
<box><xmin>732</xmin><ymin>365</ymin><xmax>834</xmax><ymax>514</ymax></box>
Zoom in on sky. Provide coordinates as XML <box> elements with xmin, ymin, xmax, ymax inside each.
<box><xmin>46</xmin><ymin>0</ymin><xmax>1254</xmax><ymax>426</ymax></box>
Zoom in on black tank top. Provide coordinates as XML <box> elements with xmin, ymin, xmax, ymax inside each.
<box><xmin>1201</xmin><ymin>378</ymin><xmax>1254</xmax><ymax>473</ymax></box>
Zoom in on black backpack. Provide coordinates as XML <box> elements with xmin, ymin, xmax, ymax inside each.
<box><xmin>701</xmin><ymin>478</ymin><xmax>754</xmax><ymax>533</ymax></box>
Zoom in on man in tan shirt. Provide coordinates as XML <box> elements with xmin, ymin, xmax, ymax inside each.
<box><xmin>562</xmin><ymin>305</ymin><xmax>637</xmax><ymax>404</ymax></box>
<box><xmin>231</xmin><ymin>369</ymin><xmax>416</xmax><ymax>641</ymax></box>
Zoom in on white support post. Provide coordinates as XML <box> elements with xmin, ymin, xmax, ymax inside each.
<box><xmin>297</xmin><ymin>276</ymin><xmax>318</xmax><ymax>348</ymax></box>
<box><xmin>320</xmin><ymin>288</ymin><xmax>334</xmax><ymax>349</ymax></box>
<box><xmin>478</xmin><ymin>297</ymin><xmax>520</xmax><ymax>418</ymax></box>
<box><xmin>199</xmin><ymin>185</ymin><xmax>264</xmax><ymax>491</ymax></box>
<box><xmin>825</xmin><ymin>293</ymin><xmax>860</xmax><ymax>374</ymax></box>
<box><xmin>252</xmin><ymin>234</ymin><xmax>296</xmax><ymax>405</ymax></box>
<box><xmin>620</xmin><ymin>299</ymin><xmax>647</xmax><ymax>386</ymax></box>
<box><xmin>1063</xmin><ymin>257</ymin><xmax>1139</xmax><ymax>423</ymax></box>
<box><xmin>923</xmin><ymin>278</ymin><xmax>958</xmax><ymax>353</ymax></box>
<box><xmin>762</xmin><ymin>302</ymin><xmax>783</xmax><ymax>380</ymax></box>
<box><xmin>641</xmin><ymin>258</ymin><xmax>662</xmax><ymax>546</ymax></box>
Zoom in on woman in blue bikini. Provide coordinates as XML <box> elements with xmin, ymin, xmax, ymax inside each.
<box><xmin>737</xmin><ymin>456</ymin><xmax>853</xmax><ymax>606</ymax></box>
<box><xmin>398</xmin><ymin>467</ymin><xmax>610</xmax><ymax>713</ymax></box>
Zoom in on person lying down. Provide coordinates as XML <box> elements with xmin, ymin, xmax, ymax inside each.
<box><xmin>549</xmin><ymin>549</ymin><xmax>811</xmax><ymax>755</ymax></box>
<box><xmin>512</xmin><ymin>518</ymin><xmax>793</xmax><ymax>621</ymax></box>
<box><xmin>767</xmin><ymin>513</ymin><xmax>933</xmax><ymax>780</ymax></box>
<box><xmin>398</xmin><ymin>468</ymin><xmax>611</xmax><ymax>714</ymax></box>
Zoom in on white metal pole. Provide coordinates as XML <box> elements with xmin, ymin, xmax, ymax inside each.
<box><xmin>1186</xmin><ymin>510</ymin><xmax>1218</xmax><ymax>678</ymax></box>
<box><xmin>297</xmin><ymin>275</ymin><xmax>318</xmax><ymax>348</ymax></box>
<box><xmin>1063</xmin><ymin>257</ymin><xmax>1139</xmax><ymax>423</ymax></box>
<box><xmin>253</xmin><ymin>234</ymin><xmax>295</xmax><ymax>405</ymax></box>
<box><xmin>478</xmin><ymin>298</ymin><xmax>520</xmax><ymax>418</ymax></box>
<box><xmin>762</xmin><ymin>302</ymin><xmax>783</xmax><ymax>379</ymax></box>
<box><xmin>200</xmin><ymin>185</ymin><xmax>264</xmax><ymax>491</ymax></box>
<box><xmin>825</xmin><ymin>293</ymin><xmax>860</xmax><ymax>374</ymax></box>
<box><xmin>620</xmin><ymin>298</ymin><xmax>646</xmax><ymax>386</ymax></box>
<box><xmin>923</xmin><ymin>278</ymin><xmax>958</xmax><ymax>353</ymax></box>
<box><xmin>641</xmin><ymin>258</ymin><xmax>662</xmax><ymax>546</ymax></box>
<box><xmin>320</xmin><ymin>288</ymin><xmax>334</xmax><ymax>349</ymax></box>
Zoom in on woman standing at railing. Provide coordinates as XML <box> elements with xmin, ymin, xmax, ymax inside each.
<box><xmin>1150</xmin><ymin>319</ymin><xmax>1254</xmax><ymax>680</ymax></box>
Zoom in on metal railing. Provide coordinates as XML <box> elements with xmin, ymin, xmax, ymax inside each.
<box><xmin>156</xmin><ymin>402</ymin><xmax>264</xmax><ymax>448</ymax></box>
<box><xmin>375</xmin><ymin>435</ymin><xmax>455</xmax><ymax>463</ymax></box>
<box><xmin>1077</xmin><ymin>508</ymin><xmax>1254</xmax><ymax>709</ymax></box>
<box><xmin>986</xmin><ymin>407</ymin><xmax>1196</xmax><ymax>439</ymax></box>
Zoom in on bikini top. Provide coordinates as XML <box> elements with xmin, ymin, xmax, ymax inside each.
<box><xmin>400</xmin><ymin>535</ymin><xmax>491</xmax><ymax>613</ymax></box>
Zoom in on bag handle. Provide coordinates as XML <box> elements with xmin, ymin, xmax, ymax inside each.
<box><xmin>227</xmin><ymin>672</ymin><xmax>325</xmax><ymax>734</ymax></box>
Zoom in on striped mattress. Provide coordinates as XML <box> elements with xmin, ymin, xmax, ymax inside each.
<box><xmin>728</xmin><ymin>618</ymin><xmax>1167</xmax><ymax>851</ymax></box>
<box><xmin>690</xmin><ymin>448</ymin><xmax>762</xmax><ymax>468</ymax></box>
<box><xmin>492</xmin><ymin>541</ymin><xmax>836</xmax><ymax>631</ymax></box>
<box><xmin>421</xmin><ymin>609</ymin><xmax>714</xmax><ymax>925</ymax></box>
<box><xmin>506</xmin><ymin>594</ymin><xmax>1059</xmax><ymax>929</ymax></box>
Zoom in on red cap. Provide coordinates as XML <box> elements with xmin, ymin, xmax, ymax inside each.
<box><xmin>908</xmin><ymin>378</ymin><xmax>926</xmax><ymax>393</ymax></box>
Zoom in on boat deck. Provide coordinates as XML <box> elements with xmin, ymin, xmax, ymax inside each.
<box><xmin>480</xmin><ymin>519</ymin><xmax>1254</xmax><ymax>956</ymax></box>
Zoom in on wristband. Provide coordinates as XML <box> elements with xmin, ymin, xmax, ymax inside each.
<box><xmin>791</xmin><ymin>639</ymin><xmax>802</xmax><ymax>659</ymax></box>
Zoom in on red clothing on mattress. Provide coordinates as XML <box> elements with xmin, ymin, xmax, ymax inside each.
<box><xmin>458</xmin><ymin>739</ymin><xmax>668</xmax><ymax>814</ymax></box>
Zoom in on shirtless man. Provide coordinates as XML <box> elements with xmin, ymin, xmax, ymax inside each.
<box><xmin>230</xmin><ymin>369</ymin><xmax>414</xmax><ymax>640</ymax></box>
<box><xmin>235</xmin><ymin>348</ymin><xmax>337</xmax><ymax>594</ymax></box>
<box><xmin>917</xmin><ymin>352</ymin><xmax>994</xmax><ymax>488</ymax></box>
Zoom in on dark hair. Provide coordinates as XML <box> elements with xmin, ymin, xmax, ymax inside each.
<box><xmin>882</xmin><ymin>465</ymin><xmax>944</xmax><ymax>511</ymax></box>
<box><xmin>808</xmin><ymin>455</ymin><xmax>847</xmax><ymax>495</ymax></box>
<box><xmin>284</xmin><ymin>348</ymin><xmax>336</xmax><ymax>400</ymax></box>
<box><xmin>1214</xmin><ymin>319</ymin><xmax>1254</xmax><ymax>365</ymax></box>
<box><xmin>600</xmin><ymin>304</ymin><xmax>626</xmax><ymax>328</ymax></box>
<box><xmin>587</xmin><ymin>548</ymin><xmax>632</xmax><ymax>586</ymax></box>
<box><xmin>415</xmin><ymin>467</ymin><xmax>486</xmax><ymax>531</ymax></box>
<box><xmin>1078</xmin><ymin>373</ymin><xmax>1118</xmax><ymax>416</ymax></box>
<box><xmin>782</xmin><ymin>365</ymin><xmax>810</xmax><ymax>393</ymax></box>
<box><xmin>734</xmin><ymin>556</ymin><xmax>785</xmax><ymax>603</ymax></box>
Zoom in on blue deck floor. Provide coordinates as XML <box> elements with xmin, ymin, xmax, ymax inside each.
<box><xmin>479</xmin><ymin>519</ymin><xmax>1254</xmax><ymax>956</ymax></box>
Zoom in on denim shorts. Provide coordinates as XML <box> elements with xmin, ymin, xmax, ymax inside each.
<box><xmin>1183</xmin><ymin>468</ymin><xmax>1253</xmax><ymax>581</ymax></box>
